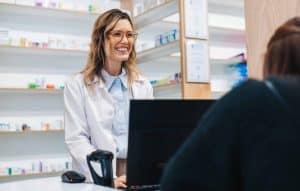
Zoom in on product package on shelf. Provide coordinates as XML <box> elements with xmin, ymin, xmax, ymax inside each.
<box><xmin>58</xmin><ymin>0</ymin><xmax>73</xmax><ymax>10</ymax></box>
<box><xmin>211</xmin><ymin>53</ymin><xmax>247</xmax><ymax>93</ymax></box>
<box><xmin>155</xmin><ymin>29</ymin><xmax>179</xmax><ymax>47</ymax></box>
<box><xmin>0</xmin><ymin>157</ymin><xmax>72</xmax><ymax>176</ymax></box>
<box><xmin>40</xmin><ymin>119</ymin><xmax>64</xmax><ymax>131</ymax></box>
<box><xmin>8</xmin><ymin>0</ymin><xmax>110</xmax><ymax>13</ymax></box>
<box><xmin>0</xmin><ymin>117</ymin><xmax>64</xmax><ymax>132</ymax></box>
<box><xmin>0</xmin><ymin>73</ymin><xmax>67</xmax><ymax>89</ymax></box>
<box><xmin>57</xmin><ymin>0</ymin><xmax>114</xmax><ymax>13</ymax></box>
<box><xmin>134</xmin><ymin>0</ymin><xmax>167</xmax><ymax>16</ymax></box>
<box><xmin>0</xmin><ymin>28</ymin><xmax>9</xmax><ymax>45</ymax></box>
<box><xmin>34</xmin><ymin>0</ymin><xmax>47</xmax><ymax>7</ymax></box>
<box><xmin>47</xmin><ymin>0</ymin><xmax>59</xmax><ymax>8</ymax></box>
<box><xmin>150</xmin><ymin>72</ymin><xmax>181</xmax><ymax>87</ymax></box>
<box><xmin>133</xmin><ymin>1</ymin><xmax>143</xmax><ymax>16</ymax></box>
<box><xmin>0</xmin><ymin>122</ymin><xmax>10</xmax><ymax>131</ymax></box>
<box><xmin>226</xmin><ymin>53</ymin><xmax>247</xmax><ymax>87</ymax></box>
<box><xmin>7</xmin><ymin>30</ymin><xmax>90</xmax><ymax>51</ymax></box>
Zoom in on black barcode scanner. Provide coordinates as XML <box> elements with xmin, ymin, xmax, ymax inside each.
<box><xmin>87</xmin><ymin>150</ymin><xmax>114</xmax><ymax>188</ymax></box>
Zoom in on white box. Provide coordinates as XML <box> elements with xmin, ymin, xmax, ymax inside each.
<box><xmin>0</xmin><ymin>28</ymin><xmax>9</xmax><ymax>45</ymax></box>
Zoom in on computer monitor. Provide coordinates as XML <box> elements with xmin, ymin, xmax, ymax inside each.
<box><xmin>126</xmin><ymin>99</ymin><xmax>215</xmax><ymax>186</ymax></box>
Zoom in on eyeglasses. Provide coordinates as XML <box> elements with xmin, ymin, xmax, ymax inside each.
<box><xmin>108</xmin><ymin>30</ymin><xmax>138</xmax><ymax>41</ymax></box>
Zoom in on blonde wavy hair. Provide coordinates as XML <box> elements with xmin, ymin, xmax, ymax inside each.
<box><xmin>82</xmin><ymin>9</ymin><xmax>138</xmax><ymax>88</ymax></box>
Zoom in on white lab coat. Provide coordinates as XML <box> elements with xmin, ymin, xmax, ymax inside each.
<box><xmin>64</xmin><ymin>73</ymin><xmax>153</xmax><ymax>182</ymax></box>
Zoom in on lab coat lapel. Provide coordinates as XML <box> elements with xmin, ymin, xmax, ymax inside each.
<box><xmin>131</xmin><ymin>78</ymin><xmax>146</xmax><ymax>99</ymax></box>
<box><xmin>100</xmin><ymin>80</ymin><xmax>114</xmax><ymax>104</ymax></box>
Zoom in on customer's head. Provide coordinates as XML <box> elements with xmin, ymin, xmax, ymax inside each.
<box><xmin>82</xmin><ymin>9</ymin><xmax>138</xmax><ymax>86</ymax></box>
<box><xmin>263</xmin><ymin>17</ymin><xmax>300</xmax><ymax>79</ymax></box>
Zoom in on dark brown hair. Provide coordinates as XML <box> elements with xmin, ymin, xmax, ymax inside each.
<box><xmin>82</xmin><ymin>9</ymin><xmax>138</xmax><ymax>87</ymax></box>
<box><xmin>263</xmin><ymin>17</ymin><xmax>300</xmax><ymax>79</ymax></box>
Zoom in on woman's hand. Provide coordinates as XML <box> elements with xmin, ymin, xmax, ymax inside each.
<box><xmin>114</xmin><ymin>175</ymin><xmax>127</xmax><ymax>189</ymax></box>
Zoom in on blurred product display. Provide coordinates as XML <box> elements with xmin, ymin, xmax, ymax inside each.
<box><xmin>0</xmin><ymin>157</ymin><xmax>72</xmax><ymax>177</ymax></box>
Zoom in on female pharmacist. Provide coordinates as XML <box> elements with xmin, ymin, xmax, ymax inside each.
<box><xmin>64</xmin><ymin>9</ymin><xmax>153</xmax><ymax>188</ymax></box>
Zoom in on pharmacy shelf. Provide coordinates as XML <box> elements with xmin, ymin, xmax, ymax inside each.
<box><xmin>135</xmin><ymin>0</ymin><xmax>244</xmax><ymax>29</ymax></box>
<box><xmin>211</xmin><ymin>56</ymin><xmax>246</xmax><ymax>65</ymax></box>
<box><xmin>0</xmin><ymin>1</ymin><xmax>102</xmax><ymax>183</ymax></box>
<box><xmin>0</xmin><ymin>88</ymin><xmax>63</xmax><ymax>94</ymax></box>
<box><xmin>0</xmin><ymin>134</ymin><xmax>67</xmax><ymax>161</ymax></box>
<box><xmin>153</xmin><ymin>82</ymin><xmax>181</xmax><ymax>99</ymax></box>
<box><xmin>153</xmin><ymin>82</ymin><xmax>181</xmax><ymax>90</ymax></box>
<box><xmin>135</xmin><ymin>0</ymin><xmax>178</xmax><ymax>29</ymax></box>
<box><xmin>135</xmin><ymin>0</ymin><xmax>245</xmax><ymax>50</ymax></box>
<box><xmin>0</xmin><ymin>129</ymin><xmax>64</xmax><ymax>134</ymax></box>
<box><xmin>0</xmin><ymin>170</ymin><xmax>65</xmax><ymax>179</ymax></box>
<box><xmin>208</xmin><ymin>0</ymin><xmax>244</xmax><ymax>17</ymax></box>
<box><xmin>0</xmin><ymin>45</ymin><xmax>87</xmax><ymax>57</ymax></box>
<box><xmin>209</xmin><ymin>26</ymin><xmax>244</xmax><ymax>48</ymax></box>
<box><xmin>137</xmin><ymin>39</ymin><xmax>245</xmax><ymax>64</ymax></box>
<box><xmin>138</xmin><ymin>22</ymin><xmax>244</xmax><ymax>48</ymax></box>
<box><xmin>0</xmin><ymin>3</ymin><xmax>98</xmax><ymax>35</ymax></box>
<box><xmin>0</xmin><ymin>2</ymin><xmax>99</xmax><ymax>18</ymax></box>
<box><xmin>137</xmin><ymin>40</ymin><xmax>179</xmax><ymax>64</ymax></box>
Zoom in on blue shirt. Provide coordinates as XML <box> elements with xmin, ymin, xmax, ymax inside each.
<box><xmin>101</xmin><ymin>68</ymin><xmax>131</xmax><ymax>159</ymax></box>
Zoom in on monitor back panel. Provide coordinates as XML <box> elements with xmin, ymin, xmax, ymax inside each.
<box><xmin>127</xmin><ymin>99</ymin><xmax>215</xmax><ymax>186</ymax></box>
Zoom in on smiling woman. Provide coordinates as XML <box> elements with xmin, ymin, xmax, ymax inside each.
<box><xmin>104</xmin><ymin>20</ymin><xmax>137</xmax><ymax>74</ymax></box>
<box><xmin>83</xmin><ymin>9</ymin><xmax>138</xmax><ymax>85</ymax></box>
<box><xmin>63</xmin><ymin>9</ymin><xmax>153</xmax><ymax>189</ymax></box>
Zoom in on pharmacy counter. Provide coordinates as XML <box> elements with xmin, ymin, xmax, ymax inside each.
<box><xmin>0</xmin><ymin>177</ymin><xmax>116</xmax><ymax>191</ymax></box>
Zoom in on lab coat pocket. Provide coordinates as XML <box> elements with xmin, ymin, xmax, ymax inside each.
<box><xmin>97</xmin><ymin>118</ymin><xmax>112</xmax><ymax>132</ymax></box>
<box><xmin>96</xmin><ymin>107</ymin><xmax>114</xmax><ymax>132</ymax></box>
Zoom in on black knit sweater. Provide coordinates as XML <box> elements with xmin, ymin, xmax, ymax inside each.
<box><xmin>161</xmin><ymin>77</ymin><xmax>300</xmax><ymax>191</ymax></box>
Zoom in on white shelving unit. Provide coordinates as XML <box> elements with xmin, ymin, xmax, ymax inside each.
<box><xmin>0</xmin><ymin>1</ymin><xmax>121</xmax><ymax>182</ymax></box>
<box><xmin>208</xmin><ymin>0</ymin><xmax>244</xmax><ymax>17</ymax></box>
<box><xmin>0</xmin><ymin>3</ymin><xmax>98</xmax><ymax>35</ymax></box>
<box><xmin>0</xmin><ymin>129</ymin><xmax>64</xmax><ymax>134</ymax></box>
<box><xmin>137</xmin><ymin>40</ymin><xmax>179</xmax><ymax>64</ymax></box>
<box><xmin>0</xmin><ymin>170</ymin><xmax>65</xmax><ymax>183</ymax></box>
<box><xmin>0</xmin><ymin>45</ymin><xmax>88</xmax><ymax>56</ymax></box>
<box><xmin>135</xmin><ymin>0</ymin><xmax>178</xmax><ymax>29</ymax></box>
<box><xmin>0</xmin><ymin>87</ymin><xmax>63</xmax><ymax>93</ymax></box>
<box><xmin>153</xmin><ymin>82</ymin><xmax>181</xmax><ymax>98</ymax></box>
<box><xmin>134</xmin><ymin>0</ymin><xmax>245</xmax><ymax>99</ymax></box>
